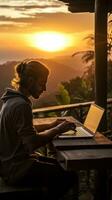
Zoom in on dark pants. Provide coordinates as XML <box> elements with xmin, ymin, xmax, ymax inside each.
<box><xmin>4</xmin><ymin>156</ymin><xmax>78</xmax><ymax>200</ymax></box>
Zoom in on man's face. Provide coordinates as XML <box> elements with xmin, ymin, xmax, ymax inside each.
<box><xmin>29</xmin><ymin>75</ymin><xmax>48</xmax><ymax>99</ymax></box>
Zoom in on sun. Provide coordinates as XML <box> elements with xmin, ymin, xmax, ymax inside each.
<box><xmin>29</xmin><ymin>32</ymin><xmax>72</xmax><ymax>52</ymax></box>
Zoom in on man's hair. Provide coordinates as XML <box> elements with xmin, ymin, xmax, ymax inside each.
<box><xmin>11</xmin><ymin>60</ymin><xmax>49</xmax><ymax>89</ymax></box>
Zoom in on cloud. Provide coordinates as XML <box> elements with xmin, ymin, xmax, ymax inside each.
<box><xmin>0</xmin><ymin>4</ymin><xmax>62</xmax><ymax>10</ymax></box>
<box><xmin>0</xmin><ymin>0</ymin><xmax>68</xmax><ymax>16</ymax></box>
<box><xmin>0</xmin><ymin>0</ymin><xmax>68</xmax><ymax>30</ymax></box>
<box><xmin>0</xmin><ymin>12</ymin><xmax>94</xmax><ymax>34</ymax></box>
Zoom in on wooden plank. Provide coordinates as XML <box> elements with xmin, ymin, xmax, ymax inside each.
<box><xmin>57</xmin><ymin>149</ymin><xmax>112</xmax><ymax>170</ymax></box>
<box><xmin>60</xmin><ymin>0</ymin><xmax>112</xmax><ymax>12</ymax></box>
<box><xmin>32</xmin><ymin>101</ymin><xmax>93</xmax><ymax>115</ymax></box>
<box><xmin>52</xmin><ymin>136</ymin><xmax>112</xmax><ymax>150</ymax></box>
<box><xmin>33</xmin><ymin>116</ymin><xmax>79</xmax><ymax>125</ymax></box>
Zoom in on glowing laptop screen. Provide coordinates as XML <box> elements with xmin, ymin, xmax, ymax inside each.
<box><xmin>84</xmin><ymin>104</ymin><xmax>105</xmax><ymax>133</ymax></box>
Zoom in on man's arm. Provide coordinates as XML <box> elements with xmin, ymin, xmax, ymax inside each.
<box><xmin>15</xmin><ymin>104</ymin><xmax>75</xmax><ymax>153</ymax></box>
<box><xmin>23</xmin><ymin>120</ymin><xmax>76</xmax><ymax>153</ymax></box>
<box><xmin>34</xmin><ymin>118</ymin><xmax>66</xmax><ymax>132</ymax></box>
<box><xmin>34</xmin><ymin>123</ymin><xmax>53</xmax><ymax>132</ymax></box>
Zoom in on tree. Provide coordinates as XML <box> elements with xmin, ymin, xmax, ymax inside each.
<box><xmin>56</xmin><ymin>84</ymin><xmax>70</xmax><ymax>105</ymax></box>
<box><xmin>62</xmin><ymin>76</ymin><xmax>93</xmax><ymax>103</ymax></box>
<box><xmin>72</xmin><ymin>13</ymin><xmax>112</xmax><ymax>99</ymax></box>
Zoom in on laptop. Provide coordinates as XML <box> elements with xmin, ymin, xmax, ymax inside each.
<box><xmin>58</xmin><ymin>103</ymin><xmax>105</xmax><ymax>139</ymax></box>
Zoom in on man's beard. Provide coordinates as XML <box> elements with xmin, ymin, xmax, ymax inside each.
<box><xmin>29</xmin><ymin>85</ymin><xmax>42</xmax><ymax>99</ymax></box>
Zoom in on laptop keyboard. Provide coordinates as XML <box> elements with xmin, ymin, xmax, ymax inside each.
<box><xmin>76</xmin><ymin>127</ymin><xmax>93</xmax><ymax>137</ymax></box>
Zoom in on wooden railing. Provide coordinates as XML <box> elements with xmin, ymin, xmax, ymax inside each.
<box><xmin>33</xmin><ymin>100</ymin><xmax>93</xmax><ymax>122</ymax></box>
<box><xmin>33</xmin><ymin>98</ymin><xmax>112</xmax><ymax>130</ymax></box>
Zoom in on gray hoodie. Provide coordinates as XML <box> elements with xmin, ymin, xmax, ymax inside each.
<box><xmin>0</xmin><ymin>88</ymin><xmax>37</xmax><ymax>163</ymax></box>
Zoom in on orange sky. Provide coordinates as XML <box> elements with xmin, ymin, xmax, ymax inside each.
<box><xmin>0</xmin><ymin>0</ymin><xmax>94</xmax><ymax>63</ymax></box>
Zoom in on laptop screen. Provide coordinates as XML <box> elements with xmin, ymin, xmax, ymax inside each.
<box><xmin>84</xmin><ymin>104</ymin><xmax>105</xmax><ymax>133</ymax></box>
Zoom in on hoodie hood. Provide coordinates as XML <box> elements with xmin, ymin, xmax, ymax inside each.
<box><xmin>1</xmin><ymin>88</ymin><xmax>31</xmax><ymax>104</ymax></box>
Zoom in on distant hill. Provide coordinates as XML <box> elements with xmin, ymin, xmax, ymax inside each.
<box><xmin>0</xmin><ymin>55</ymin><xmax>85</xmax><ymax>107</ymax></box>
<box><xmin>0</xmin><ymin>61</ymin><xmax>17</xmax><ymax>99</ymax></box>
<box><xmin>50</xmin><ymin>54</ymin><xmax>85</xmax><ymax>76</ymax></box>
<box><xmin>39</xmin><ymin>58</ymin><xmax>83</xmax><ymax>92</ymax></box>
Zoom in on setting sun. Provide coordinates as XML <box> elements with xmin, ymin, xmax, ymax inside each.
<box><xmin>29</xmin><ymin>32</ymin><xmax>72</xmax><ymax>52</ymax></box>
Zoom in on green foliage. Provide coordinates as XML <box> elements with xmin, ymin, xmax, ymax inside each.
<box><xmin>71</xmin><ymin>20</ymin><xmax>112</xmax><ymax>102</ymax></box>
<box><xmin>56</xmin><ymin>84</ymin><xmax>70</xmax><ymax>105</ymax></box>
<box><xmin>61</xmin><ymin>75</ymin><xmax>94</xmax><ymax>103</ymax></box>
<box><xmin>47</xmin><ymin>112</ymin><xmax>57</xmax><ymax>117</ymax></box>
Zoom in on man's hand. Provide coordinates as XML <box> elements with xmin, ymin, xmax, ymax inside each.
<box><xmin>56</xmin><ymin>120</ymin><xmax>76</xmax><ymax>134</ymax></box>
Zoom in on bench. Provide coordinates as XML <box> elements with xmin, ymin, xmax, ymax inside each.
<box><xmin>0</xmin><ymin>177</ymin><xmax>48</xmax><ymax>198</ymax></box>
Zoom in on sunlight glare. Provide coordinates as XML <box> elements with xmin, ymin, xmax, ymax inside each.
<box><xmin>29</xmin><ymin>32</ymin><xmax>72</xmax><ymax>52</ymax></box>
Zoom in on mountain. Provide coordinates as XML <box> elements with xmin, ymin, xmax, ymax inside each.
<box><xmin>0</xmin><ymin>55</ymin><xmax>85</xmax><ymax>107</ymax></box>
<box><xmin>39</xmin><ymin>58</ymin><xmax>82</xmax><ymax>92</ymax></box>
<box><xmin>0</xmin><ymin>61</ymin><xmax>17</xmax><ymax>98</ymax></box>
<box><xmin>50</xmin><ymin>54</ymin><xmax>85</xmax><ymax>76</ymax></box>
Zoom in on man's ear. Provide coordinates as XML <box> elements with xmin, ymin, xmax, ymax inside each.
<box><xmin>29</xmin><ymin>76</ymin><xmax>34</xmax><ymax>82</ymax></box>
<box><xmin>27</xmin><ymin>76</ymin><xmax>34</xmax><ymax>87</ymax></box>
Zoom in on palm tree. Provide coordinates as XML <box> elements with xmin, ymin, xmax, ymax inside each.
<box><xmin>72</xmin><ymin>34</ymin><xmax>94</xmax><ymax>63</ymax></box>
<box><xmin>72</xmin><ymin>13</ymin><xmax>112</xmax><ymax>98</ymax></box>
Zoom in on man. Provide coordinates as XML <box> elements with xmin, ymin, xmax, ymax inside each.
<box><xmin>0</xmin><ymin>60</ymin><xmax>77</xmax><ymax>199</ymax></box>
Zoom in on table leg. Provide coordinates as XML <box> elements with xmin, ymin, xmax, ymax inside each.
<box><xmin>94</xmin><ymin>169</ymin><xmax>110</xmax><ymax>200</ymax></box>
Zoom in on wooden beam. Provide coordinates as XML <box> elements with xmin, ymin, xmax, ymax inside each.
<box><xmin>60</xmin><ymin>0</ymin><xmax>112</xmax><ymax>13</ymax></box>
<box><xmin>95</xmin><ymin>0</ymin><xmax>108</xmax><ymax>131</ymax></box>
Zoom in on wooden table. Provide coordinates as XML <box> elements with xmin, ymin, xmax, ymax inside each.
<box><xmin>33</xmin><ymin>116</ymin><xmax>112</xmax><ymax>200</ymax></box>
<box><xmin>34</xmin><ymin>116</ymin><xmax>112</xmax><ymax>150</ymax></box>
